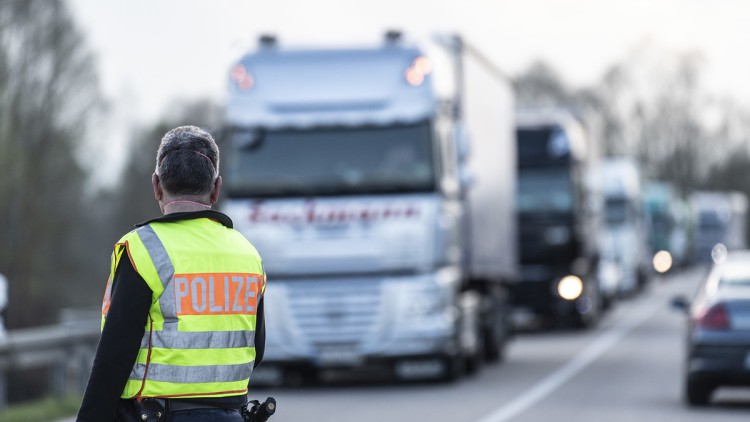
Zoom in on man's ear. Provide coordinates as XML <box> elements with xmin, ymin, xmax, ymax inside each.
<box><xmin>152</xmin><ymin>173</ymin><xmax>163</xmax><ymax>201</ymax></box>
<box><xmin>210</xmin><ymin>176</ymin><xmax>222</xmax><ymax>205</ymax></box>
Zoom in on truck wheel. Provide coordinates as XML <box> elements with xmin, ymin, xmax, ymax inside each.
<box><xmin>484</xmin><ymin>327</ymin><xmax>502</xmax><ymax>363</ymax></box>
<box><xmin>577</xmin><ymin>303</ymin><xmax>600</xmax><ymax>329</ymax></box>
<box><xmin>441</xmin><ymin>353</ymin><xmax>466</xmax><ymax>382</ymax></box>
<box><xmin>600</xmin><ymin>292</ymin><xmax>615</xmax><ymax>311</ymax></box>
<box><xmin>284</xmin><ymin>367</ymin><xmax>318</xmax><ymax>387</ymax></box>
<box><xmin>483</xmin><ymin>285</ymin><xmax>508</xmax><ymax>362</ymax></box>
<box><xmin>483</xmin><ymin>312</ymin><xmax>507</xmax><ymax>363</ymax></box>
<box><xmin>466</xmin><ymin>323</ymin><xmax>485</xmax><ymax>375</ymax></box>
<box><xmin>574</xmin><ymin>279</ymin><xmax>602</xmax><ymax>329</ymax></box>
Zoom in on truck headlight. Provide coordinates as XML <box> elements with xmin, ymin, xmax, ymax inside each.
<box><xmin>557</xmin><ymin>275</ymin><xmax>583</xmax><ymax>300</ymax></box>
<box><xmin>652</xmin><ymin>250</ymin><xmax>672</xmax><ymax>273</ymax></box>
<box><xmin>405</xmin><ymin>292</ymin><xmax>446</xmax><ymax>316</ymax></box>
<box><xmin>401</xmin><ymin>267</ymin><xmax>459</xmax><ymax>317</ymax></box>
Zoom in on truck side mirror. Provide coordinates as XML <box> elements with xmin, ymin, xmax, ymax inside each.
<box><xmin>460</xmin><ymin>168</ymin><xmax>474</xmax><ymax>191</ymax></box>
<box><xmin>455</xmin><ymin>123</ymin><xmax>471</xmax><ymax>163</ymax></box>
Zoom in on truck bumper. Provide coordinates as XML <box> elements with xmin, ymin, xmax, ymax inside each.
<box><xmin>508</xmin><ymin>277</ymin><xmax>594</xmax><ymax>325</ymax></box>
<box><xmin>258</xmin><ymin>270</ymin><xmax>463</xmax><ymax>379</ymax></box>
<box><xmin>252</xmin><ymin>351</ymin><xmax>459</xmax><ymax>384</ymax></box>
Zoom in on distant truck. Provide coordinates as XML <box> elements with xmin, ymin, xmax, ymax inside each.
<box><xmin>690</xmin><ymin>191</ymin><xmax>748</xmax><ymax>263</ymax></box>
<box><xmin>601</xmin><ymin>157</ymin><xmax>650</xmax><ymax>296</ymax></box>
<box><xmin>512</xmin><ymin>109</ymin><xmax>604</xmax><ymax>328</ymax></box>
<box><xmin>220</xmin><ymin>32</ymin><xmax>516</xmax><ymax>383</ymax></box>
<box><xmin>642</xmin><ymin>181</ymin><xmax>691</xmax><ymax>270</ymax></box>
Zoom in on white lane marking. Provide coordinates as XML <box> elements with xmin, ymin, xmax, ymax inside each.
<box><xmin>475</xmin><ymin>299</ymin><xmax>663</xmax><ymax>422</ymax></box>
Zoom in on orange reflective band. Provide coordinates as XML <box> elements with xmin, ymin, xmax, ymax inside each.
<box><xmin>101</xmin><ymin>276</ymin><xmax>113</xmax><ymax>315</ymax></box>
<box><xmin>113</xmin><ymin>241</ymin><xmax>139</xmax><ymax>273</ymax></box>
<box><xmin>173</xmin><ymin>273</ymin><xmax>262</xmax><ymax>316</ymax></box>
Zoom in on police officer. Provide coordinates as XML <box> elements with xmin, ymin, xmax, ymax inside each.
<box><xmin>78</xmin><ymin>126</ymin><xmax>265</xmax><ymax>421</ymax></box>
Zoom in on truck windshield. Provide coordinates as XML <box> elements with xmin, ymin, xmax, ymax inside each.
<box><xmin>224</xmin><ymin>122</ymin><xmax>436</xmax><ymax>197</ymax></box>
<box><xmin>517</xmin><ymin>127</ymin><xmax>569</xmax><ymax>164</ymax></box>
<box><xmin>605</xmin><ymin>198</ymin><xmax>628</xmax><ymax>225</ymax></box>
<box><xmin>517</xmin><ymin>168</ymin><xmax>573</xmax><ymax>213</ymax></box>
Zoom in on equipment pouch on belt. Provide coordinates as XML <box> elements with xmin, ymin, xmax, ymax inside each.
<box><xmin>114</xmin><ymin>398</ymin><xmax>167</xmax><ymax>422</ymax></box>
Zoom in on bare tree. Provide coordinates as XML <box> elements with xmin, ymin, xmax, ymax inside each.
<box><xmin>0</xmin><ymin>0</ymin><xmax>102</xmax><ymax>327</ymax></box>
<box><xmin>513</xmin><ymin>49</ymin><xmax>725</xmax><ymax>195</ymax></box>
<box><xmin>513</xmin><ymin>61</ymin><xmax>575</xmax><ymax>108</ymax></box>
<box><xmin>629</xmin><ymin>55</ymin><xmax>709</xmax><ymax>192</ymax></box>
<box><xmin>512</xmin><ymin>61</ymin><xmax>613</xmax><ymax>156</ymax></box>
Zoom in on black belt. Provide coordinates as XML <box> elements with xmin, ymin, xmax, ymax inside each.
<box><xmin>167</xmin><ymin>400</ymin><xmax>225</xmax><ymax>412</ymax></box>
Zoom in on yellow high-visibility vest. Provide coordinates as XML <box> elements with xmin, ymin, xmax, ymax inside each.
<box><xmin>100</xmin><ymin>217</ymin><xmax>265</xmax><ymax>399</ymax></box>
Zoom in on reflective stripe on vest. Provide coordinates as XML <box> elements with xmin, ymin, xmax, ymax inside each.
<box><xmin>140</xmin><ymin>330</ymin><xmax>256</xmax><ymax>350</ymax></box>
<box><xmin>101</xmin><ymin>218</ymin><xmax>264</xmax><ymax>399</ymax></box>
<box><xmin>137</xmin><ymin>225</ymin><xmax>178</xmax><ymax>329</ymax></box>
<box><xmin>131</xmin><ymin>362</ymin><xmax>252</xmax><ymax>383</ymax></box>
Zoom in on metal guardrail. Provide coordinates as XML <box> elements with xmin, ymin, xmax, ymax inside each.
<box><xmin>0</xmin><ymin>322</ymin><xmax>100</xmax><ymax>409</ymax></box>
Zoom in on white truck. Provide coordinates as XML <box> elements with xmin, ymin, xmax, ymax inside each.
<box><xmin>220</xmin><ymin>32</ymin><xmax>517</xmax><ymax>383</ymax></box>
<box><xmin>690</xmin><ymin>191</ymin><xmax>748</xmax><ymax>263</ymax></box>
<box><xmin>601</xmin><ymin>157</ymin><xmax>649</xmax><ymax>296</ymax></box>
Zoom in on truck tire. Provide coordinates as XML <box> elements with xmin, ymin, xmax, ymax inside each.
<box><xmin>573</xmin><ymin>280</ymin><xmax>602</xmax><ymax>329</ymax></box>
<box><xmin>483</xmin><ymin>309</ymin><xmax>507</xmax><ymax>362</ymax></box>
<box><xmin>481</xmin><ymin>284</ymin><xmax>508</xmax><ymax>362</ymax></box>
<box><xmin>438</xmin><ymin>353</ymin><xmax>466</xmax><ymax>382</ymax></box>
<box><xmin>466</xmin><ymin>322</ymin><xmax>485</xmax><ymax>375</ymax></box>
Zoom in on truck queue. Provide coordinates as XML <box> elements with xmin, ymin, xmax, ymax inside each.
<box><xmin>218</xmin><ymin>31</ymin><xmax>748</xmax><ymax>386</ymax></box>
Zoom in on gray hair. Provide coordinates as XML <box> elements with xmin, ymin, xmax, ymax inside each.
<box><xmin>155</xmin><ymin>125</ymin><xmax>220</xmax><ymax>196</ymax></box>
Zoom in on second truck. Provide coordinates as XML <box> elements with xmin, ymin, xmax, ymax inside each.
<box><xmin>512</xmin><ymin>109</ymin><xmax>604</xmax><ymax>328</ymax></box>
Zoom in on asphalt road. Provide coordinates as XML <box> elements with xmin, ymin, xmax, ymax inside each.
<box><xmin>245</xmin><ymin>266</ymin><xmax>750</xmax><ymax>422</ymax></box>
<box><xmin>60</xmin><ymin>266</ymin><xmax>750</xmax><ymax>422</ymax></box>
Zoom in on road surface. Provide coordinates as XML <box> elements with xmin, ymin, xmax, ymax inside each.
<box><xmin>60</xmin><ymin>266</ymin><xmax>750</xmax><ymax>421</ymax></box>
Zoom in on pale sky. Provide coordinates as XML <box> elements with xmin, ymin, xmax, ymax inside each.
<box><xmin>67</xmin><ymin>0</ymin><xmax>750</xmax><ymax>182</ymax></box>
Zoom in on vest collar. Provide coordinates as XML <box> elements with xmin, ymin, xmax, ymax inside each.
<box><xmin>136</xmin><ymin>210</ymin><xmax>233</xmax><ymax>229</ymax></box>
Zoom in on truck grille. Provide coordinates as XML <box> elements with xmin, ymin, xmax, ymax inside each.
<box><xmin>286</xmin><ymin>278</ymin><xmax>383</xmax><ymax>347</ymax></box>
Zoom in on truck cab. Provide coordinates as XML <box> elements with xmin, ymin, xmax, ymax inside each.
<box><xmin>601</xmin><ymin>158</ymin><xmax>650</xmax><ymax>296</ymax></box>
<box><xmin>512</xmin><ymin>109</ymin><xmax>603</xmax><ymax>328</ymax></box>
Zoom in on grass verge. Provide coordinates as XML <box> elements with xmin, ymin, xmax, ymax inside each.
<box><xmin>0</xmin><ymin>395</ymin><xmax>81</xmax><ymax>422</ymax></box>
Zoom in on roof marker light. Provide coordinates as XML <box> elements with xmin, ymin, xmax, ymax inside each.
<box><xmin>230</xmin><ymin>64</ymin><xmax>254</xmax><ymax>91</ymax></box>
<box><xmin>412</xmin><ymin>56</ymin><xmax>432</xmax><ymax>75</ymax></box>
<box><xmin>405</xmin><ymin>67</ymin><xmax>425</xmax><ymax>86</ymax></box>
<box><xmin>405</xmin><ymin>56</ymin><xmax>432</xmax><ymax>86</ymax></box>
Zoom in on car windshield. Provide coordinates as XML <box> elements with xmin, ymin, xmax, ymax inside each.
<box><xmin>517</xmin><ymin>168</ymin><xmax>573</xmax><ymax>213</ymax></box>
<box><xmin>224</xmin><ymin>122</ymin><xmax>436</xmax><ymax>197</ymax></box>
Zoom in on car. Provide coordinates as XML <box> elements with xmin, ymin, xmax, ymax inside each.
<box><xmin>672</xmin><ymin>248</ymin><xmax>750</xmax><ymax>406</ymax></box>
